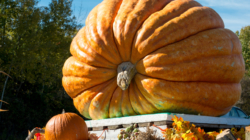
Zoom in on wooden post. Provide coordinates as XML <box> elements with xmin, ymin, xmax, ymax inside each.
<box><xmin>246</xmin><ymin>126</ymin><xmax>250</xmax><ymax>140</ymax></box>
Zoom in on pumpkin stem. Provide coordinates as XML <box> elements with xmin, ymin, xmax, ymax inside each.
<box><xmin>62</xmin><ymin>109</ymin><xmax>65</xmax><ymax>114</ymax></box>
<box><xmin>117</xmin><ymin>62</ymin><xmax>137</xmax><ymax>90</ymax></box>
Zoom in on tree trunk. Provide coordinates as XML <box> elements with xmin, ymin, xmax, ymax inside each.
<box><xmin>0</xmin><ymin>59</ymin><xmax>13</xmax><ymax>111</ymax></box>
<box><xmin>0</xmin><ymin>73</ymin><xmax>10</xmax><ymax>109</ymax></box>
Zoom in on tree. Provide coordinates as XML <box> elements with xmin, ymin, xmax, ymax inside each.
<box><xmin>236</xmin><ymin>26</ymin><xmax>250</xmax><ymax>76</ymax></box>
<box><xmin>236</xmin><ymin>76</ymin><xmax>250</xmax><ymax>115</ymax></box>
<box><xmin>235</xmin><ymin>26</ymin><xmax>250</xmax><ymax>115</ymax></box>
<box><xmin>0</xmin><ymin>0</ymin><xmax>82</xmax><ymax>139</ymax></box>
<box><xmin>0</xmin><ymin>70</ymin><xmax>9</xmax><ymax>112</ymax></box>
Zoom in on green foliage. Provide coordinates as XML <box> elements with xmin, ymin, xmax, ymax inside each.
<box><xmin>235</xmin><ymin>26</ymin><xmax>250</xmax><ymax>115</ymax></box>
<box><xmin>236</xmin><ymin>26</ymin><xmax>250</xmax><ymax>76</ymax></box>
<box><xmin>236</xmin><ymin>76</ymin><xmax>250</xmax><ymax>115</ymax></box>
<box><xmin>0</xmin><ymin>0</ymin><xmax>81</xmax><ymax>85</ymax></box>
<box><xmin>0</xmin><ymin>0</ymin><xmax>84</xmax><ymax>139</ymax></box>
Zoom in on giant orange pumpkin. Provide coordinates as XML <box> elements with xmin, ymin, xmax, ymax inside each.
<box><xmin>45</xmin><ymin>111</ymin><xmax>88</xmax><ymax>140</ymax></box>
<box><xmin>62</xmin><ymin>0</ymin><xmax>245</xmax><ymax>120</ymax></box>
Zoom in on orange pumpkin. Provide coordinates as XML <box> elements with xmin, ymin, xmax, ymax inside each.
<box><xmin>45</xmin><ymin>110</ymin><xmax>88</xmax><ymax>140</ymax></box>
<box><xmin>62</xmin><ymin>0</ymin><xmax>245</xmax><ymax>120</ymax></box>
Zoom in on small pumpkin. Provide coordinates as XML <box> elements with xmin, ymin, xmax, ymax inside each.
<box><xmin>45</xmin><ymin>110</ymin><xmax>88</xmax><ymax>140</ymax></box>
<box><xmin>62</xmin><ymin>0</ymin><xmax>245</xmax><ymax>119</ymax></box>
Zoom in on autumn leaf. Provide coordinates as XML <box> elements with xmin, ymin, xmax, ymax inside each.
<box><xmin>182</xmin><ymin>132</ymin><xmax>198</xmax><ymax>140</ymax></box>
<box><xmin>163</xmin><ymin>115</ymin><xmax>245</xmax><ymax>140</ymax></box>
<box><xmin>231</xmin><ymin>127</ymin><xmax>245</xmax><ymax>140</ymax></box>
<box><xmin>162</xmin><ymin>128</ymin><xmax>174</xmax><ymax>140</ymax></box>
<box><xmin>206</xmin><ymin>131</ymin><xmax>219</xmax><ymax>140</ymax></box>
<box><xmin>171</xmin><ymin>115</ymin><xmax>183</xmax><ymax>122</ymax></box>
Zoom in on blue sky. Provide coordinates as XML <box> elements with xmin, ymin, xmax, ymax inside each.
<box><xmin>38</xmin><ymin>0</ymin><xmax>250</xmax><ymax>32</ymax></box>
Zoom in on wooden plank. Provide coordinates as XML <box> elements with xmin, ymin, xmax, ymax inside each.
<box><xmin>88</xmin><ymin>122</ymin><xmax>244</xmax><ymax>131</ymax></box>
<box><xmin>166</xmin><ymin>121</ymin><xmax>173</xmax><ymax>125</ymax></box>
<box><xmin>122</xmin><ymin>124</ymin><xmax>132</xmax><ymax>128</ymax></box>
<box><xmin>193</xmin><ymin>123</ymin><xmax>219</xmax><ymax>128</ymax></box>
<box><xmin>246</xmin><ymin>126</ymin><xmax>250</xmax><ymax>140</ymax></box>
<box><xmin>138</xmin><ymin>122</ymin><xmax>151</xmax><ymax>127</ymax></box>
<box><xmin>192</xmin><ymin>123</ymin><xmax>242</xmax><ymax>129</ymax></box>
<box><xmin>108</xmin><ymin>125</ymin><xmax>123</xmax><ymax>130</ymax></box>
<box><xmin>85</xmin><ymin>113</ymin><xmax>250</xmax><ymax>128</ymax></box>
<box><xmin>154</xmin><ymin>121</ymin><xmax>167</xmax><ymax>126</ymax></box>
<box><xmin>92</xmin><ymin>126</ymin><xmax>107</xmax><ymax>131</ymax></box>
<box><xmin>218</xmin><ymin>124</ymin><xmax>234</xmax><ymax>129</ymax></box>
<box><xmin>216</xmin><ymin>129</ymin><xmax>236</xmax><ymax>140</ymax></box>
<box><xmin>167</xmin><ymin>124</ymin><xmax>173</xmax><ymax>128</ymax></box>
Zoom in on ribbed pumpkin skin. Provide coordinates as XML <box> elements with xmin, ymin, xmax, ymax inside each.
<box><xmin>45</xmin><ymin>113</ymin><xmax>88</xmax><ymax>140</ymax></box>
<box><xmin>62</xmin><ymin>0</ymin><xmax>245</xmax><ymax>120</ymax></box>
